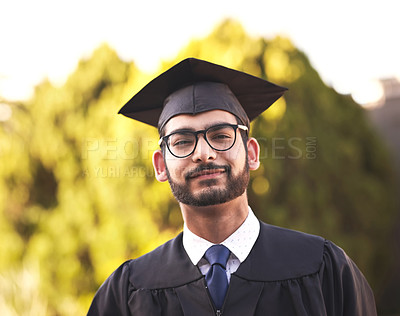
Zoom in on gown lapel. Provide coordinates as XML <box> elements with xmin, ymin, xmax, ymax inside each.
<box><xmin>175</xmin><ymin>278</ymin><xmax>215</xmax><ymax>316</ymax></box>
<box><xmin>223</xmin><ymin>274</ymin><xmax>264</xmax><ymax>316</ymax></box>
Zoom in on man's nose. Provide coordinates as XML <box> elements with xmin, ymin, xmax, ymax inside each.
<box><xmin>191</xmin><ymin>135</ymin><xmax>217</xmax><ymax>162</ymax></box>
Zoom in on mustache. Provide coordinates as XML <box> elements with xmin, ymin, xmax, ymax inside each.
<box><xmin>184</xmin><ymin>163</ymin><xmax>231</xmax><ymax>181</ymax></box>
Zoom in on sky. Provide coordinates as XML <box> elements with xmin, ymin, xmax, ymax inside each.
<box><xmin>0</xmin><ymin>0</ymin><xmax>399</xmax><ymax>106</ymax></box>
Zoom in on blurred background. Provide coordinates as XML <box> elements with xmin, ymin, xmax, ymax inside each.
<box><xmin>1</xmin><ymin>1</ymin><xmax>399</xmax><ymax>315</ymax></box>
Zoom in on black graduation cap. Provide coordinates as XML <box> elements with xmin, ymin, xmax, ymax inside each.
<box><xmin>118</xmin><ymin>58</ymin><xmax>287</xmax><ymax>131</ymax></box>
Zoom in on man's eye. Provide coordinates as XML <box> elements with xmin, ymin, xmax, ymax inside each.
<box><xmin>208</xmin><ymin>129</ymin><xmax>234</xmax><ymax>142</ymax></box>
<box><xmin>172</xmin><ymin>138</ymin><xmax>194</xmax><ymax>147</ymax></box>
<box><xmin>213</xmin><ymin>133</ymin><xmax>231</xmax><ymax>139</ymax></box>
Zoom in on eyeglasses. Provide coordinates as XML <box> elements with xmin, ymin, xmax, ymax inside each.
<box><xmin>158</xmin><ymin>123</ymin><xmax>248</xmax><ymax>158</ymax></box>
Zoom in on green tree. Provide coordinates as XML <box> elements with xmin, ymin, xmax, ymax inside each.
<box><xmin>0</xmin><ymin>45</ymin><xmax>178</xmax><ymax>315</ymax></box>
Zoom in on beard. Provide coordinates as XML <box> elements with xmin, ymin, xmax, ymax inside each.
<box><xmin>165</xmin><ymin>159</ymin><xmax>250</xmax><ymax>207</ymax></box>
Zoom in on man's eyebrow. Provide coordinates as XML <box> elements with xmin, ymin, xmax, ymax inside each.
<box><xmin>167</xmin><ymin>121</ymin><xmax>232</xmax><ymax>134</ymax></box>
<box><xmin>168</xmin><ymin>127</ymin><xmax>196</xmax><ymax>134</ymax></box>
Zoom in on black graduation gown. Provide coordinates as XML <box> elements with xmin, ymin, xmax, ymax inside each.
<box><xmin>87</xmin><ymin>222</ymin><xmax>377</xmax><ymax>315</ymax></box>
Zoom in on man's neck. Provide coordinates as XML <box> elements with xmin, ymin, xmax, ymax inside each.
<box><xmin>180</xmin><ymin>193</ymin><xmax>249</xmax><ymax>244</ymax></box>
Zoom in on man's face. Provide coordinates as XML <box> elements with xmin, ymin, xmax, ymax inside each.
<box><xmin>160</xmin><ymin>110</ymin><xmax>250</xmax><ymax>207</ymax></box>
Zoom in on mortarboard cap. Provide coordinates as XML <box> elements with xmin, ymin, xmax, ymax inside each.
<box><xmin>118</xmin><ymin>58</ymin><xmax>287</xmax><ymax>131</ymax></box>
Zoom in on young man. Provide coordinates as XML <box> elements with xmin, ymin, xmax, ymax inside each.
<box><xmin>88</xmin><ymin>58</ymin><xmax>377</xmax><ymax>315</ymax></box>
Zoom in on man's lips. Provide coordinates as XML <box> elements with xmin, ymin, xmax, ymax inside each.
<box><xmin>185</xmin><ymin>165</ymin><xmax>229</xmax><ymax>181</ymax></box>
<box><xmin>189</xmin><ymin>168</ymin><xmax>226</xmax><ymax>179</ymax></box>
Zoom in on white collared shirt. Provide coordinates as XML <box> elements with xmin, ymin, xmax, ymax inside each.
<box><xmin>183</xmin><ymin>207</ymin><xmax>260</xmax><ymax>282</ymax></box>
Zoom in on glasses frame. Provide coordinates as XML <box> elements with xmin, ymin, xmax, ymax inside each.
<box><xmin>158</xmin><ymin>123</ymin><xmax>248</xmax><ymax>158</ymax></box>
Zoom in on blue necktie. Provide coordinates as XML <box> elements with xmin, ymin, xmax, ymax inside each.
<box><xmin>204</xmin><ymin>244</ymin><xmax>230</xmax><ymax>310</ymax></box>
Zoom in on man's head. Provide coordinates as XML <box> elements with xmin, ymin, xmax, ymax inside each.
<box><xmin>118</xmin><ymin>58</ymin><xmax>287</xmax><ymax>206</ymax></box>
<box><xmin>152</xmin><ymin>110</ymin><xmax>260</xmax><ymax>207</ymax></box>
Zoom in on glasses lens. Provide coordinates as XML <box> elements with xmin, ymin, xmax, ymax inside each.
<box><xmin>206</xmin><ymin>125</ymin><xmax>236</xmax><ymax>150</ymax></box>
<box><xmin>168</xmin><ymin>132</ymin><xmax>196</xmax><ymax>157</ymax></box>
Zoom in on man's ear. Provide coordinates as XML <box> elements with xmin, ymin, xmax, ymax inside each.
<box><xmin>247</xmin><ymin>137</ymin><xmax>260</xmax><ymax>171</ymax></box>
<box><xmin>152</xmin><ymin>150</ymin><xmax>168</xmax><ymax>182</ymax></box>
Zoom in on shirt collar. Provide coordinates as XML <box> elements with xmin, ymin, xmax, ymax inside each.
<box><xmin>183</xmin><ymin>206</ymin><xmax>260</xmax><ymax>265</ymax></box>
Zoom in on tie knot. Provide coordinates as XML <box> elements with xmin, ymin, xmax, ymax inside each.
<box><xmin>205</xmin><ymin>245</ymin><xmax>230</xmax><ymax>268</ymax></box>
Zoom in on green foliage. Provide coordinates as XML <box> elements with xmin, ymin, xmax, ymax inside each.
<box><xmin>0</xmin><ymin>20</ymin><xmax>397</xmax><ymax>314</ymax></box>
<box><xmin>0</xmin><ymin>44</ymin><xmax>178</xmax><ymax>315</ymax></box>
